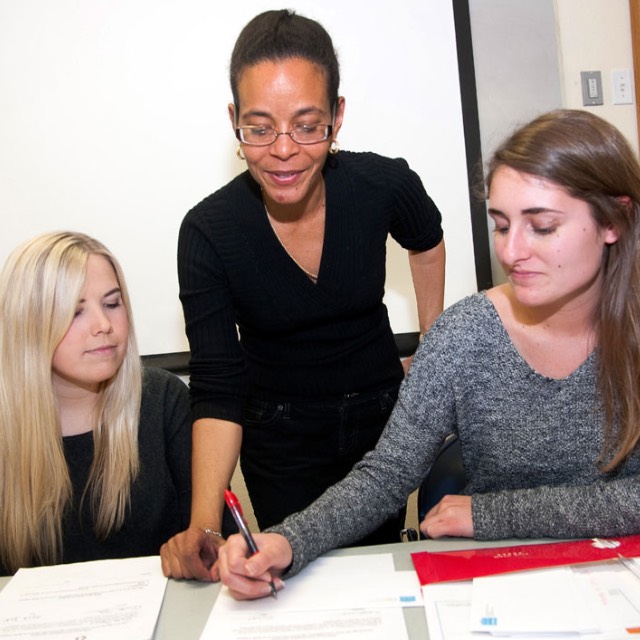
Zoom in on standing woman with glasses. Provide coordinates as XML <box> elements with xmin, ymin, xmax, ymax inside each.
<box><xmin>161</xmin><ymin>9</ymin><xmax>445</xmax><ymax>581</ymax></box>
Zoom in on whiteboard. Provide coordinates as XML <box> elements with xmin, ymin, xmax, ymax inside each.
<box><xmin>0</xmin><ymin>0</ymin><xmax>477</xmax><ymax>355</ymax></box>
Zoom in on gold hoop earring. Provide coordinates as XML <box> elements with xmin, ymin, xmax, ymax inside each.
<box><xmin>236</xmin><ymin>145</ymin><xmax>246</xmax><ymax>161</ymax></box>
<box><xmin>329</xmin><ymin>140</ymin><xmax>340</xmax><ymax>155</ymax></box>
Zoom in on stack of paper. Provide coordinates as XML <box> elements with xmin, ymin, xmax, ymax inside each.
<box><xmin>412</xmin><ymin>537</ymin><xmax>640</xmax><ymax>639</ymax></box>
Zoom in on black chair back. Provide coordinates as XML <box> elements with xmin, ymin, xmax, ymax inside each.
<box><xmin>417</xmin><ymin>434</ymin><xmax>466</xmax><ymax>525</ymax></box>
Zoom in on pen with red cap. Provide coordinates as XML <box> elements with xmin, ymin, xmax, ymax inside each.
<box><xmin>224</xmin><ymin>489</ymin><xmax>278</xmax><ymax>599</ymax></box>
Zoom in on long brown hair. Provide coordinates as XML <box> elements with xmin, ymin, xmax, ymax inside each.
<box><xmin>486</xmin><ymin>109</ymin><xmax>640</xmax><ymax>471</ymax></box>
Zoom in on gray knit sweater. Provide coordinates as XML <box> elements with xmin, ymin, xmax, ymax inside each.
<box><xmin>271</xmin><ymin>293</ymin><xmax>640</xmax><ymax>575</ymax></box>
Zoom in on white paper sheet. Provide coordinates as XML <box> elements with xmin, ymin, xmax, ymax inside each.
<box><xmin>422</xmin><ymin>559</ymin><xmax>640</xmax><ymax>640</ymax></box>
<box><xmin>422</xmin><ymin>582</ymin><xmax>474</xmax><ymax>640</ymax></box>
<box><xmin>572</xmin><ymin>561</ymin><xmax>640</xmax><ymax>631</ymax></box>
<box><xmin>0</xmin><ymin>555</ymin><xmax>167</xmax><ymax>640</ymax></box>
<box><xmin>208</xmin><ymin>607</ymin><xmax>409</xmax><ymax>639</ymax></box>
<box><xmin>202</xmin><ymin>553</ymin><xmax>419</xmax><ymax>640</ymax></box>
<box><xmin>470</xmin><ymin>567</ymin><xmax>599</xmax><ymax>634</ymax></box>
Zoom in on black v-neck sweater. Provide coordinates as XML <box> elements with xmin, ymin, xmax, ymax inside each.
<box><xmin>178</xmin><ymin>151</ymin><xmax>443</xmax><ymax>423</ymax></box>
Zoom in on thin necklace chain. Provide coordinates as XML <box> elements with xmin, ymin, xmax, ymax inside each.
<box><xmin>263</xmin><ymin>201</ymin><xmax>320</xmax><ymax>282</ymax></box>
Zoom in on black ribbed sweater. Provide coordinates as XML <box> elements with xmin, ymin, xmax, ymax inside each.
<box><xmin>178</xmin><ymin>151</ymin><xmax>443</xmax><ymax>423</ymax></box>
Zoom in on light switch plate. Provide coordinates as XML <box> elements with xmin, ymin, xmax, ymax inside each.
<box><xmin>612</xmin><ymin>69</ymin><xmax>633</xmax><ymax>105</ymax></box>
<box><xmin>580</xmin><ymin>71</ymin><xmax>603</xmax><ymax>106</ymax></box>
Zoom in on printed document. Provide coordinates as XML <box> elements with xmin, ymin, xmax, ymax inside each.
<box><xmin>0</xmin><ymin>555</ymin><xmax>167</xmax><ymax>640</ymax></box>
<box><xmin>202</xmin><ymin>553</ymin><xmax>421</xmax><ymax>639</ymax></box>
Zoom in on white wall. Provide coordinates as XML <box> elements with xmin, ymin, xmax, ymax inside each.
<box><xmin>555</xmin><ymin>0</ymin><xmax>638</xmax><ymax>156</ymax></box>
<box><xmin>0</xmin><ymin>0</ymin><xmax>477</xmax><ymax>355</ymax></box>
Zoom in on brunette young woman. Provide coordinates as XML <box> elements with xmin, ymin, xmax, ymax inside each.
<box><xmin>216</xmin><ymin>109</ymin><xmax>640</xmax><ymax>599</ymax></box>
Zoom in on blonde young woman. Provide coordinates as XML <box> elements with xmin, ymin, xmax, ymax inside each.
<box><xmin>0</xmin><ymin>231</ymin><xmax>191</xmax><ymax>575</ymax></box>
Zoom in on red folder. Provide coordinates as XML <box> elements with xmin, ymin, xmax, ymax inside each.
<box><xmin>411</xmin><ymin>535</ymin><xmax>640</xmax><ymax>585</ymax></box>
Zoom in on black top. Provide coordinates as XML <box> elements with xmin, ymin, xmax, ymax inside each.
<box><xmin>1</xmin><ymin>368</ymin><xmax>191</xmax><ymax>575</ymax></box>
<box><xmin>178</xmin><ymin>151</ymin><xmax>443</xmax><ymax>423</ymax></box>
<box><xmin>0</xmin><ymin>367</ymin><xmax>191</xmax><ymax>575</ymax></box>
<box><xmin>60</xmin><ymin>367</ymin><xmax>191</xmax><ymax>566</ymax></box>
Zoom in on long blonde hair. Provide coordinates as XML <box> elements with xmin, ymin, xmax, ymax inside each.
<box><xmin>486</xmin><ymin>110</ymin><xmax>640</xmax><ymax>470</ymax></box>
<box><xmin>0</xmin><ymin>231</ymin><xmax>141</xmax><ymax>573</ymax></box>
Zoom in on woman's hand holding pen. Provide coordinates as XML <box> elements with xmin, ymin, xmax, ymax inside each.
<box><xmin>420</xmin><ymin>495</ymin><xmax>474</xmax><ymax>539</ymax></box>
<box><xmin>160</xmin><ymin>526</ymin><xmax>224</xmax><ymax>582</ymax></box>
<box><xmin>218</xmin><ymin>532</ymin><xmax>291</xmax><ymax>600</ymax></box>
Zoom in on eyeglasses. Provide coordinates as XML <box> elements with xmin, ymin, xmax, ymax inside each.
<box><xmin>235</xmin><ymin>123</ymin><xmax>333</xmax><ymax>147</ymax></box>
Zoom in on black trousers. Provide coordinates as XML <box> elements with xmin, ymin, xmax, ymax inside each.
<box><xmin>239</xmin><ymin>384</ymin><xmax>406</xmax><ymax>546</ymax></box>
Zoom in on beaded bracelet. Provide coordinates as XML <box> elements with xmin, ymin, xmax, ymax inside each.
<box><xmin>203</xmin><ymin>528</ymin><xmax>224</xmax><ymax>539</ymax></box>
